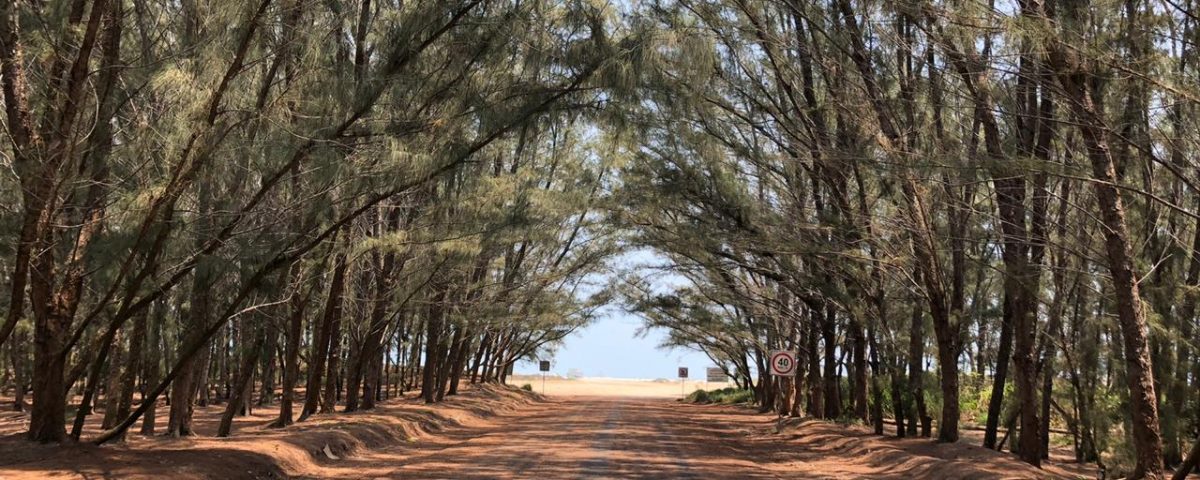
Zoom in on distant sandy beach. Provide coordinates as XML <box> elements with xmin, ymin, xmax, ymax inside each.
<box><xmin>507</xmin><ymin>375</ymin><xmax>734</xmax><ymax>398</ymax></box>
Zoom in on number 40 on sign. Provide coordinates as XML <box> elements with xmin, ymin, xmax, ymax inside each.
<box><xmin>768</xmin><ymin>350</ymin><xmax>797</xmax><ymax>376</ymax></box>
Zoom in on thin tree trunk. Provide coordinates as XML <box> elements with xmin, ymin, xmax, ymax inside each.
<box><xmin>301</xmin><ymin>247</ymin><xmax>348</xmax><ymax>420</ymax></box>
<box><xmin>140</xmin><ymin>299</ymin><xmax>164</xmax><ymax>435</ymax></box>
<box><xmin>1047</xmin><ymin>28</ymin><xmax>1165</xmax><ymax>476</ymax></box>
<box><xmin>851</xmin><ymin>319</ymin><xmax>868</xmax><ymax>422</ymax></box>
<box><xmin>217</xmin><ymin>322</ymin><xmax>265</xmax><ymax>437</ymax></box>
<box><xmin>421</xmin><ymin>285</ymin><xmax>447</xmax><ymax>403</ymax></box>
<box><xmin>821</xmin><ymin>307</ymin><xmax>839</xmax><ymax>419</ymax></box>
<box><xmin>909</xmin><ymin>298</ymin><xmax>931</xmax><ymax>437</ymax></box>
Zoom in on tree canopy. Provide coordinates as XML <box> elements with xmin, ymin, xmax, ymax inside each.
<box><xmin>2</xmin><ymin>0</ymin><xmax>1200</xmax><ymax>478</ymax></box>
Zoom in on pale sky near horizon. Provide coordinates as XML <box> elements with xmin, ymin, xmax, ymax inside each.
<box><xmin>514</xmin><ymin>306</ymin><xmax>713</xmax><ymax>380</ymax></box>
<box><xmin>514</xmin><ymin>249</ymin><xmax>715</xmax><ymax>380</ymax></box>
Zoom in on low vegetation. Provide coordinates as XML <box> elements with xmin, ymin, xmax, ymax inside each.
<box><xmin>685</xmin><ymin>388</ymin><xmax>755</xmax><ymax>406</ymax></box>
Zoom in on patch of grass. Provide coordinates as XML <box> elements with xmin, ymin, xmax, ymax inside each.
<box><xmin>685</xmin><ymin>387</ymin><xmax>753</xmax><ymax>405</ymax></box>
<box><xmin>520</xmin><ymin>383</ymin><xmax>533</xmax><ymax>391</ymax></box>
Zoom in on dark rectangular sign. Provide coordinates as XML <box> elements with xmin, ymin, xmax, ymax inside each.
<box><xmin>539</xmin><ymin>360</ymin><xmax>551</xmax><ymax>372</ymax></box>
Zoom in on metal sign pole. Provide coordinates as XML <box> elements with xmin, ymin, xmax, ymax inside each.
<box><xmin>538</xmin><ymin>360</ymin><xmax>550</xmax><ymax>394</ymax></box>
<box><xmin>677</xmin><ymin>367</ymin><xmax>688</xmax><ymax>397</ymax></box>
<box><xmin>776</xmin><ymin>377</ymin><xmax>783</xmax><ymax>419</ymax></box>
<box><xmin>767</xmin><ymin>350</ymin><xmax>797</xmax><ymax>423</ymax></box>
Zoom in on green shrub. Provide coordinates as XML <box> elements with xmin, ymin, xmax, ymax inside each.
<box><xmin>718</xmin><ymin>388</ymin><xmax>754</xmax><ymax>404</ymax></box>
<box><xmin>521</xmin><ymin>383</ymin><xmax>533</xmax><ymax>391</ymax></box>
<box><xmin>686</xmin><ymin>387</ymin><xmax>753</xmax><ymax>405</ymax></box>
<box><xmin>686</xmin><ymin>389</ymin><xmax>713</xmax><ymax>404</ymax></box>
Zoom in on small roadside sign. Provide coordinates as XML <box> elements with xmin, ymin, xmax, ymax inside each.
<box><xmin>768</xmin><ymin>350</ymin><xmax>797</xmax><ymax>376</ymax></box>
<box><xmin>706</xmin><ymin>367</ymin><xmax>728</xmax><ymax>383</ymax></box>
<box><xmin>677</xmin><ymin>367</ymin><xmax>689</xmax><ymax>378</ymax></box>
<box><xmin>537</xmin><ymin>360</ymin><xmax>551</xmax><ymax>395</ymax></box>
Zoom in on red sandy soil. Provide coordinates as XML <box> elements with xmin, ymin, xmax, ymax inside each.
<box><xmin>0</xmin><ymin>385</ymin><xmax>537</xmax><ymax>479</ymax></box>
<box><xmin>0</xmin><ymin>384</ymin><xmax>1108</xmax><ymax>479</ymax></box>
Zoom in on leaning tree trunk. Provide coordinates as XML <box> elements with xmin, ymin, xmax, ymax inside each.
<box><xmin>1045</xmin><ymin>24</ymin><xmax>1165</xmax><ymax>474</ymax></box>
<box><xmin>301</xmin><ymin>248</ymin><xmax>348</xmax><ymax>421</ymax></box>
<box><xmin>272</xmin><ymin>261</ymin><xmax>313</xmax><ymax>426</ymax></box>
<box><xmin>1174</xmin><ymin>435</ymin><xmax>1200</xmax><ymax>480</ymax></box>
<box><xmin>217</xmin><ymin>321</ymin><xmax>265</xmax><ymax>437</ymax></box>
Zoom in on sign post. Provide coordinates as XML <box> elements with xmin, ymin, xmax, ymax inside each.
<box><xmin>768</xmin><ymin>350</ymin><xmax>797</xmax><ymax>377</ymax></box>
<box><xmin>768</xmin><ymin>351</ymin><xmax>797</xmax><ymax>422</ymax></box>
<box><xmin>678</xmin><ymin>367</ymin><xmax>689</xmax><ymax>397</ymax></box>
<box><xmin>539</xmin><ymin>360</ymin><xmax>550</xmax><ymax>394</ymax></box>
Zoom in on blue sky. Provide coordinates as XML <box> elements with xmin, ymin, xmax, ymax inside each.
<box><xmin>514</xmin><ymin>249</ymin><xmax>714</xmax><ymax>379</ymax></box>
<box><xmin>515</xmin><ymin>305</ymin><xmax>712</xmax><ymax>379</ymax></box>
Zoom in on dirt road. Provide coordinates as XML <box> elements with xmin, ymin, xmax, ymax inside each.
<box><xmin>353</xmin><ymin>393</ymin><xmax>1094</xmax><ymax>480</ymax></box>
<box><xmin>0</xmin><ymin>385</ymin><xmax>1096</xmax><ymax>479</ymax></box>
<box><xmin>376</xmin><ymin>396</ymin><xmax>782</xmax><ymax>479</ymax></box>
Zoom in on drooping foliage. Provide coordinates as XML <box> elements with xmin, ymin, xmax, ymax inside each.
<box><xmin>2</xmin><ymin>0</ymin><xmax>1200</xmax><ymax>478</ymax></box>
<box><xmin>612</xmin><ymin>0</ymin><xmax>1200</xmax><ymax>477</ymax></box>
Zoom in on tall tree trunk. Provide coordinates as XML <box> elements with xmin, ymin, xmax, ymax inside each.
<box><xmin>28</xmin><ymin>315</ymin><xmax>68</xmax><ymax>443</ymax></box>
<box><xmin>321</xmin><ymin>304</ymin><xmax>344</xmax><ymax>413</ymax></box>
<box><xmin>867</xmin><ymin>323</ymin><xmax>884</xmax><ymax>434</ymax></box>
<box><xmin>909</xmin><ymin>298</ymin><xmax>931</xmax><ymax>437</ymax></box>
<box><xmin>447</xmin><ymin>330</ymin><xmax>471</xmax><ymax>396</ymax></box>
<box><xmin>271</xmin><ymin>262</ymin><xmax>308</xmax><ymax>427</ymax></box>
<box><xmin>101</xmin><ymin>332</ymin><xmax>128</xmax><ymax>430</ymax></box>
<box><xmin>301</xmin><ymin>247</ymin><xmax>348</xmax><ymax>420</ymax></box>
<box><xmin>217</xmin><ymin>321</ymin><xmax>265</xmax><ymax>437</ymax></box>
<box><xmin>169</xmin><ymin>172</ymin><xmax>216</xmax><ymax>437</ymax></box>
<box><xmin>258</xmin><ymin>327</ymin><xmax>277</xmax><ymax>407</ymax></box>
<box><xmin>851</xmin><ymin>319</ymin><xmax>868</xmax><ymax>422</ymax></box>
<box><xmin>985</xmin><ymin>293</ymin><xmax>1015</xmax><ymax>449</ymax></box>
<box><xmin>8</xmin><ymin>332</ymin><xmax>26</xmax><ymax>412</ymax></box>
<box><xmin>1046</xmin><ymin>28</ymin><xmax>1165</xmax><ymax>476</ymax></box>
<box><xmin>807</xmin><ymin>309</ymin><xmax>823</xmax><ymax>417</ymax></box>
<box><xmin>140</xmin><ymin>299</ymin><xmax>164</xmax><ymax>435</ymax></box>
<box><xmin>821</xmin><ymin>307</ymin><xmax>839</xmax><ymax>419</ymax></box>
<box><xmin>421</xmin><ymin>286</ymin><xmax>447</xmax><ymax>403</ymax></box>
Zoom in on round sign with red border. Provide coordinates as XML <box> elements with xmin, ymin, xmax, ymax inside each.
<box><xmin>769</xmin><ymin>350</ymin><xmax>797</xmax><ymax>376</ymax></box>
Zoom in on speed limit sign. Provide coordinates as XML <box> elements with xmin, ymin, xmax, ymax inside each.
<box><xmin>768</xmin><ymin>350</ymin><xmax>797</xmax><ymax>376</ymax></box>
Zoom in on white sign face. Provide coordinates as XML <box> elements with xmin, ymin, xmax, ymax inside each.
<box><xmin>706</xmin><ymin>367</ymin><xmax>728</xmax><ymax>383</ymax></box>
<box><xmin>768</xmin><ymin>350</ymin><xmax>797</xmax><ymax>376</ymax></box>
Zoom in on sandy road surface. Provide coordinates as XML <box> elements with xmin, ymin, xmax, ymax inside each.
<box><xmin>0</xmin><ymin>382</ymin><xmax>1098</xmax><ymax>479</ymax></box>
<box><xmin>346</xmin><ymin>390</ymin><xmax>1093</xmax><ymax>480</ymax></box>
<box><xmin>374</xmin><ymin>396</ymin><xmax>782</xmax><ymax>479</ymax></box>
